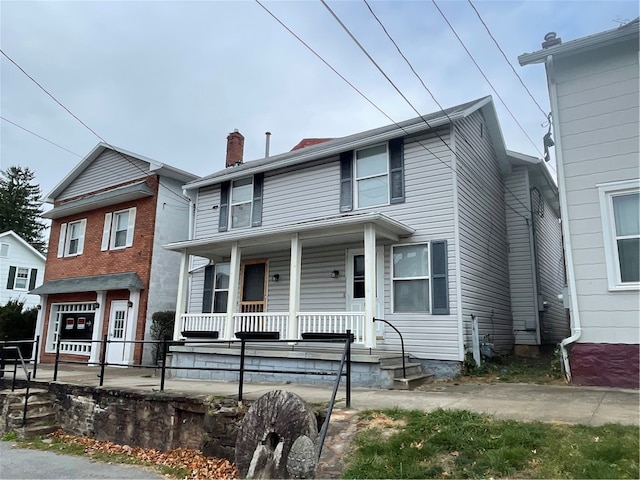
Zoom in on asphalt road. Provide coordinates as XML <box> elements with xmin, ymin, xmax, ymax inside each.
<box><xmin>0</xmin><ymin>441</ymin><xmax>164</xmax><ymax>480</ymax></box>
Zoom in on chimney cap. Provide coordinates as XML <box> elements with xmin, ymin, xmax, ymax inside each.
<box><xmin>542</xmin><ymin>31</ymin><xmax>562</xmax><ymax>48</ymax></box>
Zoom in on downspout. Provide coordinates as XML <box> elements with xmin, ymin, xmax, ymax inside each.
<box><xmin>546</xmin><ymin>55</ymin><xmax>582</xmax><ymax>381</ymax></box>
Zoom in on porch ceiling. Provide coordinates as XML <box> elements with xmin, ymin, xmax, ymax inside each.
<box><xmin>165</xmin><ymin>212</ymin><xmax>414</xmax><ymax>259</ymax></box>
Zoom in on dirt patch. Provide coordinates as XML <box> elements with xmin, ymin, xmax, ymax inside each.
<box><xmin>359</xmin><ymin>412</ymin><xmax>406</xmax><ymax>439</ymax></box>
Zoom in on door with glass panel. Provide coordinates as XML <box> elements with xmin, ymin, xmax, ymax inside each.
<box><xmin>106</xmin><ymin>301</ymin><xmax>128</xmax><ymax>365</ymax></box>
<box><xmin>346</xmin><ymin>248</ymin><xmax>385</xmax><ymax>337</ymax></box>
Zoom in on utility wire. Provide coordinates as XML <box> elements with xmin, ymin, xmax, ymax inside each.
<box><xmin>257</xmin><ymin>1</ymin><xmax>530</xmax><ymax>221</ymax></box>
<box><xmin>431</xmin><ymin>0</ymin><xmax>544</xmax><ymax>158</ymax></box>
<box><xmin>1</xmin><ymin>49</ymin><xmax>190</xmax><ymax>204</ymax></box>
<box><xmin>1</xmin><ymin>116</ymin><xmax>82</xmax><ymax>157</ymax></box>
<box><xmin>322</xmin><ymin>0</ymin><xmax>532</xmax><ymax>218</ymax></box>
<box><xmin>466</xmin><ymin>0</ymin><xmax>548</xmax><ymax>119</ymax></box>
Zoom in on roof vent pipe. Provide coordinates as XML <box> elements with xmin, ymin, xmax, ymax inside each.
<box><xmin>265</xmin><ymin>131</ymin><xmax>271</xmax><ymax>158</ymax></box>
<box><xmin>542</xmin><ymin>32</ymin><xmax>562</xmax><ymax>49</ymax></box>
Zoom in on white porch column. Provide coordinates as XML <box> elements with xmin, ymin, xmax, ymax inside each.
<box><xmin>173</xmin><ymin>250</ymin><xmax>190</xmax><ymax>341</ymax></box>
<box><xmin>32</xmin><ymin>295</ymin><xmax>47</xmax><ymax>363</ymax></box>
<box><xmin>364</xmin><ymin>223</ymin><xmax>377</xmax><ymax>348</ymax></box>
<box><xmin>225</xmin><ymin>242</ymin><xmax>241</xmax><ymax>340</ymax></box>
<box><xmin>89</xmin><ymin>290</ymin><xmax>107</xmax><ymax>365</ymax></box>
<box><xmin>124</xmin><ymin>290</ymin><xmax>141</xmax><ymax>365</ymax></box>
<box><xmin>288</xmin><ymin>233</ymin><xmax>301</xmax><ymax>340</ymax></box>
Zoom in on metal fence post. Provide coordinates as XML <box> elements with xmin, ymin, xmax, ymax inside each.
<box><xmin>53</xmin><ymin>338</ymin><xmax>61</xmax><ymax>381</ymax></box>
<box><xmin>346</xmin><ymin>330</ymin><xmax>351</xmax><ymax>409</ymax></box>
<box><xmin>32</xmin><ymin>335</ymin><xmax>39</xmax><ymax>379</ymax></box>
<box><xmin>238</xmin><ymin>338</ymin><xmax>246</xmax><ymax>403</ymax></box>
<box><xmin>160</xmin><ymin>336</ymin><xmax>168</xmax><ymax>391</ymax></box>
<box><xmin>99</xmin><ymin>334</ymin><xmax>108</xmax><ymax>387</ymax></box>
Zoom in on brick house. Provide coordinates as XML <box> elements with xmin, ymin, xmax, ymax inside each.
<box><xmin>31</xmin><ymin>143</ymin><xmax>197</xmax><ymax>366</ymax></box>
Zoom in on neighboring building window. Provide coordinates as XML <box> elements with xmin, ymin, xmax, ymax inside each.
<box><xmin>13</xmin><ymin>267</ymin><xmax>29</xmax><ymax>289</ymax></box>
<box><xmin>6</xmin><ymin>266</ymin><xmax>38</xmax><ymax>291</ymax></box>
<box><xmin>0</xmin><ymin>243</ymin><xmax>9</xmax><ymax>258</ymax></box>
<box><xmin>101</xmin><ymin>208</ymin><xmax>136</xmax><ymax>251</ymax></box>
<box><xmin>392</xmin><ymin>240</ymin><xmax>449</xmax><ymax>314</ymax></box>
<box><xmin>355</xmin><ymin>144</ymin><xmax>389</xmax><ymax>208</ymax></box>
<box><xmin>598</xmin><ymin>180</ymin><xmax>640</xmax><ymax>290</ymax></box>
<box><xmin>340</xmin><ymin>138</ymin><xmax>404</xmax><ymax>212</ymax></box>
<box><xmin>218</xmin><ymin>174</ymin><xmax>264</xmax><ymax>232</ymax></box>
<box><xmin>202</xmin><ymin>263</ymin><xmax>230</xmax><ymax>313</ymax></box>
<box><xmin>57</xmin><ymin>219</ymin><xmax>87</xmax><ymax>257</ymax></box>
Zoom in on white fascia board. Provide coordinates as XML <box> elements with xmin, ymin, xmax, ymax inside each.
<box><xmin>164</xmin><ymin>212</ymin><xmax>415</xmax><ymax>251</ymax></box>
<box><xmin>0</xmin><ymin>230</ymin><xmax>46</xmax><ymax>261</ymax></box>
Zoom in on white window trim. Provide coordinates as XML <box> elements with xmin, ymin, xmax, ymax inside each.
<box><xmin>0</xmin><ymin>243</ymin><xmax>9</xmax><ymax>258</ymax></box>
<box><xmin>57</xmin><ymin>219</ymin><xmax>87</xmax><ymax>258</ymax></box>
<box><xmin>355</xmin><ymin>143</ymin><xmax>390</xmax><ymax>210</ymax></box>
<box><xmin>13</xmin><ymin>267</ymin><xmax>30</xmax><ymax>290</ymax></box>
<box><xmin>46</xmin><ymin>302</ymin><xmax>97</xmax><ymax>353</ymax></box>
<box><xmin>213</xmin><ymin>262</ymin><xmax>230</xmax><ymax>313</ymax></box>
<box><xmin>391</xmin><ymin>242</ymin><xmax>431</xmax><ymax>314</ymax></box>
<box><xmin>597</xmin><ymin>179</ymin><xmax>640</xmax><ymax>291</ymax></box>
<box><xmin>230</xmin><ymin>177</ymin><xmax>254</xmax><ymax>229</ymax></box>
<box><xmin>101</xmin><ymin>207</ymin><xmax>136</xmax><ymax>251</ymax></box>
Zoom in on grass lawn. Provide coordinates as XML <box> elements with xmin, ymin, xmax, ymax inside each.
<box><xmin>342</xmin><ymin>408</ymin><xmax>639</xmax><ymax>479</ymax></box>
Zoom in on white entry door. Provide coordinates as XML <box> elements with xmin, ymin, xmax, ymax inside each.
<box><xmin>346</xmin><ymin>248</ymin><xmax>385</xmax><ymax>338</ymax></box>
<box><xmin>106</xmin><ymin>300</ymin><xmax>128</xmax><ymax>365</ymax></box>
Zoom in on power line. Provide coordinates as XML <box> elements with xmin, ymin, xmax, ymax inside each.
<box><xmin>0</xmin><ymin>49</ymin><xmax>190</xmax><ymax>204</ymax></box>
<box><xmin>1</xmin><ymin>116</ymin><xmax>82</xmax><ymax>157</ymax></box>
<box><xmin>431</xmin><ymin>0</ymin><xmax>544</xmax><ymax>158</ymax></box>
<box><xmin>466</xmin><ymin>0</ymin><xmax>548</xmax><ymax>119</ymax></box>
<box><xmin>257</xmin><ymin>1</ymin><xmax>530</xmax><ymax>221</ymax></box>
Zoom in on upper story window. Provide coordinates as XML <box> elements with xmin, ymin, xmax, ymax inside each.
<box><xmin>598</xmin><ymin>180</ymin><xmax>639</xmax><ymax>290</ymax></box>
<box><xmin>218</xmin><ymin>174</ymin><xmax>264</xmax><ymax>232</ymax></box>
<box><xmin>6</xmin><ymin>266</ymin><xmax>38</xmax><ymax>291</ymax></box>
<box><xmin>391</xmin><ymin>240</ymin><xmax>449</xmax><ymax>314</ymax></box>
<box><xmin>101</xmin><ymin>207</ymin><xmax>136</xmax><ymax>251</ymax></box>
<box><xmin>0</xmin><ymin>243</ymin><xmax>9</xmax><ymax>258</ymax></box>
<box><xmin>57</xmin><ymin>219</ymin><xmax>86</xmax><ymax>258</ymax></box>
<box><xmin>356</xmin><ymin>144</ymin><xmax>389</xmax><ymax>208</ymax></box>
<box><xmin>340</xmin><ymin>138</ymin><xmax>404</xmax><ymax>212</ymax></box>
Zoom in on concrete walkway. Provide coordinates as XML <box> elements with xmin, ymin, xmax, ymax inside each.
<box><xmin>12</xmin><ymin>364</ymin><xmax>639</xmax><ymax>427</ymax></box>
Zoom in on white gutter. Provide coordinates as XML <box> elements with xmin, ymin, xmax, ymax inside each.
<box><xmin>546</xmin><ymin>55</ymin><xmax>582</xmax><ymax>381</ymax></box>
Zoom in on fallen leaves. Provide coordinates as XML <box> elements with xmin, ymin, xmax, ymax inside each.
<box><xmin>49</xmin><ymin>430</ymin><xmax>238</xmax><ymax>480</ymax></box>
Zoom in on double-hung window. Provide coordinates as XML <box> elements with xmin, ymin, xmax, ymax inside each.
<box><xmin>0</xmin><ymin>243</ymin><xmax>9</xmax><ymax>258</ymax></box>
<box><xmin>6</xmin><ymin>266</ymin><xmax>38</xmax><ymax>291</ymax></box>
<box><xmin>13</xmin><ymin>267</ymin><xmax>29</xmax><ymax>290</ymax></box>
<box><xmin>598</xmin><ymin>180</ymin><xmax>640</xmax><ymax>290</ymax></box>
<box><xmin>202</xmin><ymin>263</ymin><xmax>230</xmax><ymax>313</ymax></box>
<box><xmin>218</xmin><ymin>174</ymin><xmax>264</xmax><ymax>232</ymax></box>
<box><xmin>57</xmin><ymin>219</ymin><xmax>87</xmax><ymax>257</ymax></box>
<box><xmin>356</xmin><ymin>144</ymin><xmax>389</xmax><ymax>208</ymax></box>
<box><xmin>391</xmin><ymin>240</ymin><xmax>449</xmax><ymax>314</ymax></box>
<box><xmin>101</xmin><ymin>207</ymin><xmax>136</xmax><ymax>250</ymax></box>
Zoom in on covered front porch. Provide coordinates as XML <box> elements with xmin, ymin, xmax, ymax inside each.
<box><xmin>165</xmin><ymin>212</ymin><xmax>414</xmax><ymax>348</ymax></box>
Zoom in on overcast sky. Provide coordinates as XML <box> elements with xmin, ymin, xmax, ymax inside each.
<box><xmin>2</xmin><ymin>0</ymin><xmax>638</xmax><ymax>208</ymax></box>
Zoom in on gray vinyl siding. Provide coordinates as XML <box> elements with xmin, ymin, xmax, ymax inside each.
<box><xmin>555</xmin><ymin>40</ymin><xmax>639</xmax><ymax>343</ymax></box>
<box><xmin>144</xmin><ymin>177</ymin><xmax>191</xmax><ymax>361</ymax></box>
<box><xmin>531</xmin><ymin>186</ymin><xmax>568</xmax><ymax>344</ymax></box>
<box><xmin>193</xmin><ymin>185</ymin><xmax>219</xmax><ymax>239</ymax></box>
<box><xmin>455</xmin><ymin>111</ymin><xmax>513</xmax><ymax>354</ymax></box>
<box><xmin>58</xmin><ymin>150</ymin><xmax>149</xmax><ymax>201</ymax></box>
<box><xmin>505</xmin><ymin>167</ymin><xmax>538</xmax><ymax>345</ymax></box>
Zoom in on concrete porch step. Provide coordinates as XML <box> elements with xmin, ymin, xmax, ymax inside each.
<box><xmin>380</xmin><ymin>362</ymin><xmax>423</xmax><ymax>378</ymax></box>
<box><xmin>392</xmin><ymin>373</ymin><xmax>435</xmax><ymax>390</ymax></box>
<box><xmin>17</xmin><ymin>424</ymin><xmax>60</xmax><ymax>439</ymax></box>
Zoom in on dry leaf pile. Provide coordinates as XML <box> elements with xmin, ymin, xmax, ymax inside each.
<box><xmin>49</xmin><ymin>430</ymin><xmax>238</xmax><ymax>480</ymax></box>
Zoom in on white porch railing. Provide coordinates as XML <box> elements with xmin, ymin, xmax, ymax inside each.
<box><xmin>178</xmin><ymin>311</ymin><xmax>366</xmax><ymax>344</ymax></box>
<box><xmin>59</xmin><ymin>341</ymin><xmax>91</xmax><ymax>356</ymax></box>
<box><xmin>181</xmin><ymin>313</ymin><xmax>226</xmax><ymax>333</ymax></box>
<box><xmin>297</xmin><ymin>312</ymin><xmax>365</xmax><ymax>344</ymax></box>
<box><xmin>233</xmin><ymin>313</ymin><xmax>289</xmax><ymax>339</ymax></box>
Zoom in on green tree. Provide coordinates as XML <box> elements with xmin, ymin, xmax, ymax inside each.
<box><xmin>0</xmin><ymin>300</ymin><xmax>37</xmax><ymax>358</ymax></box>
<box><xmin>0</xmin><ymin>166</ymin><xmax>46</xmax><ymax>252</ymax></box>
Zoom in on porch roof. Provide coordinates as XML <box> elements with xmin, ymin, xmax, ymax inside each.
<box><xmin>164</xmin><ymin>211</ymin><xmax>414</xmax><ymax>258</ymax></box>
<box><xmin>30</xmin><ymin>272</ymin><xmax>144</xmax><ymax>295</ymax></box>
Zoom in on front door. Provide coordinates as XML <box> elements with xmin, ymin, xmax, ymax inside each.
<box><xmin>106</xmin><ymin>300</ymin><xmax>128</xmax><ymax>365</ymax></box>
<box><xmin>240</xmin><ymin>260</ymin><xmax>267</xmax><ymax>313</ymax></box>
<box><xmin>346</xmin><ymin>248</ymin><xmax>385</xmax><ymax>338</ymax></box>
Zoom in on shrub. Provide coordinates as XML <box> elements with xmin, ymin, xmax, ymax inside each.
<box><xmin>150</xmin><ymin>310</ymin><xmax>175</xmax><ymax>364</ymax></box>
<box><xmin>0</xmin><ymin>299</ymin><xmax>37</xmax><ymax>358</ymax></box>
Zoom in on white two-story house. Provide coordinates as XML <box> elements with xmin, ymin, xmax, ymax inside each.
<box><xmin>165</xmin><ymin>97</ymin><xmax>566</xmax><ymax>387</ymax></box>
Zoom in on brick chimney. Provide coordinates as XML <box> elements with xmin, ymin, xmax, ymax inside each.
<box><xmin>226</xmin><ymin>129</ymin><xmax>244</xmax><ymax>168</ymax></box>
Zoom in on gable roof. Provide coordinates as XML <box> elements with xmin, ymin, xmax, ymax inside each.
<box><xmin>45</xmin><ymin>143</ymin><xmax>198</xmax><ymax>203</ymax></box>
<box><xmin>518</xmin><ymin>18</ymin><xmax>639</xmax><ymax>66</ymax></box>
<box><xmin>0</xmin><ymin>230</ymin><xmax>46</xmax><ymax>261</ymax></box>
<box><xmin>506</xmin><ymin>151</ymin><xmax>560</xmax><ymax>217</ymax></box>
<box><xmin>185</xmin><ymin>96</ymin><xmax>510</xmax><ymax>191</ymax></box>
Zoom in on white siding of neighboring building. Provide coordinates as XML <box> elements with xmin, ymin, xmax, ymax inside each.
<box><xmin>555</xmin><ymin>41</ymin><xmax>640</xmax><ymax>344</ymax></box>
<box><xmin>454</xmin><ymin>111</ymin><xmax>513</xmax><ymax>354</ymax></box>
<box><xmin>144</xmin><ymin>177</ymin><xmax>192</xmax><ymax>362</ymax></box>
<box><xmin>505</xmin><ymin>167</ymin><xmax>538</xmax><ymax>345</ymax></box>
<box><xmin>57</xmin><ymin>150</ymin><xmax>149</xmax><ymax>201</ymax></box>
<box><xmin>0</xmin><ymin>234</ymin><xmax>45</xmax><ymax>309</ymax></box>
